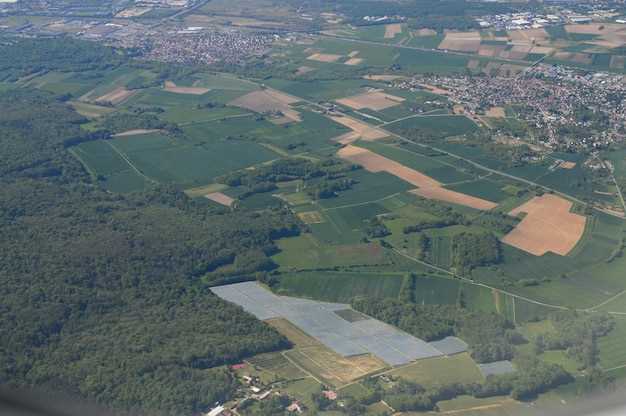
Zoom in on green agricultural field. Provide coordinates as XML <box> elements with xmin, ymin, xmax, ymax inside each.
<box><xmin>272</xmin><ymin>234</ymin><xmax>390</xmax><ymax>270</ymax></box>
<box><xmin>75</xmin><ymin>132</ymin><xmax>279</xmax><ymax>189</ymax></box>
<box><xmin>264</xmin><ymin>78</ymin><xmax>384</xmax><ymax>102</ymax></box>
<box><xmin>274</xmin><ymin>271</ymin><xmax>406</xmax><ymax>302</ymax></box>
<box><xmin>72</xmin><ymin>140</ymin><xmax>131</xmax><ymax>177</ymax></box>
<box><xmin>316</xmin><ymin>170</ymin><xmax>414</xmax><ymax>209</ymax></box>
<box><xmin>599</xmin><ymin>316</ymin><xmax>626</xmax><ymax>370</ymax></box>
<box><xmin>445</xmin><ymin>178</ymin><xmax>510</xmax><ymax>203</ymax></box>
<box><xmin>473</xmin><ymin>211</ymin><xmax>625</xmax><ymax>309</ymax></box>
<box><xmin>386</xmin><ymin>114</ymin><xmax>478</xmax><ymax>138</ymax></box>
<box><xmin>385</xmin><ymin>352</ymin><xmax>483</xmax><ymax>386</ymax></box>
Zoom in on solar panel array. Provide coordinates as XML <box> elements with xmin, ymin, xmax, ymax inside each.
<box><xmin>211</xmin><ymin>282</ymin><xmax>445</xmax><ymax>366</ymax></box>
<box><xmin>428</xmin><ymin>336</ymin><xmax>468</xmax><ymax>356</ymax></box>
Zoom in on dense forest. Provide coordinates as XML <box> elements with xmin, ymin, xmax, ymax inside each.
<box><xmin>0</xmin><ymin>89</ymin><xmax>301</xmax><ymax>415</ymax></box>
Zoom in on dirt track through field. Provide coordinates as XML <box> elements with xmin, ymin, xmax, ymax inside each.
<box><xmin>501</xmin><ymin>194</ymin><xmax>586</xmax><ymax>256</ymax></box>
<box><xmin>337</xmin><ymin>145</ymin><xmax>498</xmax><ymax>210</ymax></box>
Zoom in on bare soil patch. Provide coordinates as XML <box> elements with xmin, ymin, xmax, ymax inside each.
<box><xmin>307</xmin><ymin>53</ymin><xmax>342</xmax><ymax>62</ymax></box>
<box><xmin>485</xmin><ymin>107</ymin><xmax>506</xmax><ymax>118</ymax></box>
<box><xmin>384</xmin><ymin>23</ymin><xmax>403</xmax><ymax>39</ymax></box>
<box><xmin>478</xmin><ymin>44</ymin><xmax>507</xmax><ymax>57</ymax></box>
<box><xmin>508</xmin><ymin>28</ymin><xmax>549</xmax><ymax>42</ymax></box>
<box><xmin>113</xmin><ymin>129</ymin><xmax>162</xmax><ymax>137</ymax></box>
<box><xmin>332</xmin><ymin>131</ymin><xmax>360</xmax><ymax>145</ymax></box>
<box><xmin>501</xmin><ymin>194</ymin><xmax>586</xmax><ymax>256</ymax></box>
<box><xmin>163</xmin><ymin>80</ymin><xmax>210</xmax><ymax>95</ymax></box>
<box><xmin>297</xmin><ymin>211</ymin><xmax>325</xmax><ymax>224</ymax></box>
<box><xmin>363</xmin><ymin>74</ymin><xmax>406</xmax><ymax>81</ymax></box>
<box><xmin>205</xmin><ymin>192</ymin><xmax>235</xmax><ymax>207</ymax></box>
<box><xmin>559</xmin><ymin>161</ymin><xmax>576</xmax><ymax>169</ymax></box>
<box><xmin>95</xmin><ymin>87</ymin><xmax>135</xmax><ymax>105</ymax></box>
<box><xmin>329</xmin><ymin>116</ymin><xmax>388</xmax><ymax>140</ymax></box>
<box><xmin>336</xmin><ymin>91</ymin><xmax>405</xmax><ymax>111</ymax></box>
<box><xmin>295</xmin><ymin>65</ymin><xmax>315</xmax><ymax>75</ymax></box>
<box><xmin>565</xmin><ymin>23</ymin><xmax>626</xmax><ymax>35</ymax></box>
<box><xmin>344</xmin><ymin>57</ymin><xmax>364</xmax><ymax>66</ymax></box>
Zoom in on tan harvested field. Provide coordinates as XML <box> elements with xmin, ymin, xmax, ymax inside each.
<box><xmin>508</xmin><ymin>28</ymin><xmax>549</xmax><ymax>42</ymax></box>
<box><xmin>410</xmin><ymin>187</ymin><xmax>498</xmax><ymax>211</ymax></box>
<box><xmin>285</xmin><ymin>347</ymin><xmax>386</xmax><ymax>386</ymax></box>
<box><xmin>418</xmin><ymin>83</ymin><xmax>451</xmax><ymax>95</ymax></box>
<box><xmin>95</xmin><ymin>87</ymin><xmax>135</xmax><ymax>105</ymax></box>
<box><xmin>501</xmin><ymin>194</ymin><xmax>586</xmax><ymax>256</ymax></box>
<box><xmin>363</xmin><ymin>74</ymin><xmax>406</xmax><ymax>81</ymax></box>
<box><xmin>338</xmin><ymin>145</ymin><xmax>497</xmax><ymax>210</ymax></box>
<box><xmin>332</xmin><ymin>131</ymin><xmax>360</xmax><ymax>145</ymax></box>
<box><xmin>329</xmin><ymin>116</ymin><xmax>388</xmax><ymax>140</ymax></box>
<box><xmin>336</xmin><ymin>91</ymin><xmax>405</xmax><ymax>111</ymax></box>
<box><xmin>384</xmin><ymin>23</ymin><xmax>403</xmax><ymax>38</ymax></box>
<box><xmin>307</xmin><ymin>53</ymin><xmax>342</xmax><ymax>62</ymax></box>
<box><xmin>415</xmin><ymin>28</ymin><xmax>437</xmax><ymax>36</ymax></box>
<box><xmin>229</xmin><ymin>88</ymin><xmax>301</xmax><ymax>121</ymax></box>
<box><xmin>204</xmin><ymin>192</ymin><xmax>235</xmax><ymax>207</ymax></box>
<box><xmin>297</xmin><ymin>211</ymin><xmax>325</xmax><ymax>224</ymax></box>
<box><xmin>163</xmin><ymin>81</ymin><xmax>210</xmax><ymax>95</ymax></box>
<box><xmin>559</xmin><ymin>161</ymin><xmax>576</xmax><ymax>169</ymax></box>
<box><xmin>344</xmin><ymin>57</ymin><xmax>364</xmax><ymax>65</ymax></box>
<box><xmin>531</xmin><ymin>46</ymin><xmax>556</xmax><ymax>55</ymax></box>
<box><xmin>478</xmin><ymin>44</ymin><xmax>507</xmax><ymax>57</ymax></box>
<box><xmin>113</xmin><ymin>129</ymin><xmax>161</xmax><ymax>137</ymax></box>
<box><xmin>610</xmin><ymin>55</ymin><xmax>626</xmax><ymax>69</ymax></box>
<box><xmin>69</xmin><ymin>101</ymin><xmax>115</xmax><ymax>118</ymax></box>
<box><xmin>439</xmin><ymin>31</ymin><xmax>481</xmax><ymax>52</ymax></box>
<box><xmin>485</xmin><ymin>106</ymin><xmax>506</xmax><ymax>118</ymax></box>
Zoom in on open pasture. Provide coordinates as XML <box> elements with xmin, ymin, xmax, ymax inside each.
<box><xmin>501</xmin><ymin>194</ymin><xmax>587</xmax><ymax>256</ymax></box>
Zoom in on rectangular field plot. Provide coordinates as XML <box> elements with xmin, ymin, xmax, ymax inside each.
<box><xmin>211</xmin><ymin>281</ymin><xmax>445</xmax><ymax>366</ymax></box>
<box><xmin>386</xmin><ymin>114</ymin><xmax>478</xmax><ymax>138</ymax></box>
<box><xmin>272</xmin><ymin>235</ymin><xmax>389</xmax><ymax>270</ymax></box>
<box><xmin>275</xmin><ymin>271</ymin><xmax>405</xmax><ymax>303</ymax></box>
<box><xmin>385</xmin><ymin>352</ymin><xmax>483</xmax><ymax>386</ymax></box>
<box><xmin>477</xmin><ymin>360</ymin><xmax>516</xmax><ymax>377</ymax></box>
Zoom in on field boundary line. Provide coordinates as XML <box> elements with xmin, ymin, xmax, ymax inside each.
<box><xmin>281</xmin><ymin>351</ymin><xmax>324</xmax><ymax>385</ymax></box>
<box><xmin>104</xmin><ymin>140</ymin><xmax>157</xmax><ymax>184</ymax></box>
<box><xmin>322</xmin><ymin>192</ymin><xmax>402</xmax><ymax>211</ymax></box>
<box><xmin>588</xmin><ymin>289</ymin><xmax>626</xmax><ymax>311</ymax></box>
